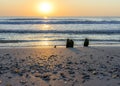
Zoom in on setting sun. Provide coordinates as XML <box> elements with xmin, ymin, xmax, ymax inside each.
<box><xmin>39</xmin><ymin>2</ymin><xmax>53</xmax><ymax>14</ymax></box>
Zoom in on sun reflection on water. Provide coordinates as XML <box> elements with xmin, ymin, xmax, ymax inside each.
<box><xmin>35</xmin><ymin>38</ymin><xmax>52</xmax><ymax>48</ymax></box>
<box><xmin>41</xmin><ymin>24</ymin><xmax>51</xmax><ymax>30</ymax></box>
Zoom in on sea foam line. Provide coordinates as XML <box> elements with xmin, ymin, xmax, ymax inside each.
<box><xmin>0</xmin><ymin>20</ymin><xmax>120</xmax><ymax>24</ymax></box>
<box><xmin>0</xmin><ymin>30</ymin><xmax>119</xmax><ymax>34</ymax></box>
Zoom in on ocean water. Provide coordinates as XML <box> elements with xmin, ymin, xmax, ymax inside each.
<box><xmin>0</xmin><ymin>16</ymin><xmax>120</xmax><ymax>47</ymax></box>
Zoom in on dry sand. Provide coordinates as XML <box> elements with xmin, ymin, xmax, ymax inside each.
<box><xmin>0</xmin><ymin>46</ymin><xmax>120</xmax><ymax>86</ymax></box>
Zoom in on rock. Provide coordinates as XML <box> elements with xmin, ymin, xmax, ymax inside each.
<box><xmin>13</xmin><ymin>68</ymin><xmax>20</xmax><ymax>73</ymax></box>
<box><xmin>75</xmin><ymin>62</ymin><xmax>78</xmax><ymax>65</ymax></box>
<box><xmin>32</xmin><ymin>82</ymin><xmax>35</xmax><ymax>85</ymax></box>
<box><xmin>66</xmin><ymin>39</ymin><xmax>74</xmax><ymax>48</ymax></box>
<box><xmin>54</xmin><ymin>45</ymin><xmax>56</xmax><ymax>48</ymax></box>
<box><xmin>21</xmin><ymin>59</ymin><xmax>25</xmax><ymax>62</ymax></box>
<box><xmin>34</xmin><ymin>73</ymin><xmax>41</xmax><ymax>77</ymax></box>
<box><xmin>106</xmin><ymin>61</ymin><xmax>110</xmax><ymax>64</ymax></box>
<box><xmin>49</xmin><ymin>84</ymin><xmax>52</xmax><ymax>86</ymax></box>
<box><xmin>112</xmin><ymin>74</ymin><xmax>118</xmax><ymax>79</ymax></box>
<box><xmin>87</xmin><ymin>68</ymin><xmax>94</xmax><ymax>72</ymax></box>
<box><xmin>52</xmin><ymin>71</ymin><xmax>58</xmax><ymax>74</ymax></box>
<box><xmin>64</xmin><ymin>81</ymin><xmax>67</xmax><ymax>84</ymax></box>
<box><xmin>82</xmin><ymin>74</ymin><xmax>90</xmax><ymax>80</ymax></box>
<box><xmin>25</xmin><ymin>74</ymin><xmax>29</xmax><ymax>78</ymax></box>
<box><xmin>67</xmin><ymin>61</ymin><xmax>73</xmax><ymax>64</ymax></box>
<box><xmin>60</xmin><ymin>73</ymin><xmax>66</xmax><ymax>78</ymax></box>
<box><xmin>0</xmin><ymin>71</ymin><xmax>3</xmax><ymax>74</ymax></box>
<box><xmin>20</xmin><ymin>80</ymin><xmax>27</xmax><ymax>85</ymax></box>
<box><xmin>8</xmin><ymin>76</ymin><xmax>12</xmax><ymax>79</ymax></box>
<box><xmin>68</xmin><ymin>70</ymin><xmax>75</xmax><ymax>74</ymax></box>
<box><xmin>53</xmin><ymin>78</ymin><xmax>57</xmax><ymax>80</ymax></box>
<box><xmin>92</xmin><ymin>71</ymin><xmax>98</xmax><ymax>75</ymax></box>
<box><xmin>31</xmin><ymin>70</ymin><xmax>36</xmax><ymax>74</ymax></box>
<box><xmin>110</xmin><ymin>57</ymin><xmax>114</xmax><ymax>59</ymax></box>
<box><xmin>56</xmin><ymin>64</ymin><xmax>62</xmax><ymax>69</ymax></box>
<box><xmin>41</xmin><ymin>75</ymin><xmax>50</xmax><ymax>81</ymax></box>
<box><xmin>100</xmin><ymin>64</ymin><xmax>107</xmax><ymax>69</ymax></box>
<box><xmin>106</xmin><ymin>78</ymin><xmax>110</xmax><ymax>81</ymax></box>
<box><xmin>84</xmin><ymin>38</ymin><xmax>89</xmax><ymax>47</ymax></box>
<box><xmin>100</xmin><ymin>72</ymin><xmax>107</xmax><ymax>76</ymax></box>
<box><xmin>18</xmin><ymin>72</ymin><xmax>23</xmax><ymax>76</ymax></box>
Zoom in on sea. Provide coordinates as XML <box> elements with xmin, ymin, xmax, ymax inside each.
<box><xmin>0</xmin><ymin>16</ymin><xmax>120</xmax><ymax>48</ymax></box>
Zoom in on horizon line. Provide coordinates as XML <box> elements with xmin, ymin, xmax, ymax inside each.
<box><xmin>0</xmin><ymin>16</ymin><xmax>120</xmax><ymax>17</ymax></box>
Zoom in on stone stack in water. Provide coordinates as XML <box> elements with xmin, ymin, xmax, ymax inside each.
<box><xmin>84</xmin><ymin>38</ymin><xmax>89</xmax><ymax>47</ymax></box>
<box><xmin>66</xmin><ymin>39</ymin><xmax>74</xmax><ymax>48</ymax></box>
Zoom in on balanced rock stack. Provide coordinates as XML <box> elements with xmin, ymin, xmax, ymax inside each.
<box><xmin>84</xmin><ymin>38</ymin><xmax>89</xmax><ymax>47</ymax></box>
<box><xmin>66</xmin><ymin>39</ymin><xmax>74</xmax><ymax>48</ymax></box>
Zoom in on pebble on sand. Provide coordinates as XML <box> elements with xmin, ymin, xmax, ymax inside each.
<box><xmin>20</xmin><ymin>80</ymin><xmax>27</xmax><ymax>85</ymax></box>
<box><xmin>92</xmin><ymin>71</ymin><xmax>98</xmax><ymax>75</ymax></box>
<box><xmin>112</xmin><ymin>74</ymin><xmax>119</xmax><ymax>79</ymax></box>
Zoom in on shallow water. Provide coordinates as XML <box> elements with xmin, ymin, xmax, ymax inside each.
<box><xmin>0</xmin><ymin>16</ymin><xmax>120</xmax><ymax>47</ymax></box>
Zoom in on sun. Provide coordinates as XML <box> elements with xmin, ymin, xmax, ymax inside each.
<box><xmin>39</xmin><ymin>2</ymin><xmax>53</xmax><ymax>14</ymax></box>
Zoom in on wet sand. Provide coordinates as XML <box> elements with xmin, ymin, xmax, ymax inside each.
<box><xmin>0</xmin><ymin>46</ymin><xmax>120</xmax><ymax>86</ymax></box>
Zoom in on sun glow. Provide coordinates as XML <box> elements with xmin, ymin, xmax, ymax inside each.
<box><xmin>39</xmin><ymin>2</ymin><xmax>53</xmax><ymax>14</ymax></box>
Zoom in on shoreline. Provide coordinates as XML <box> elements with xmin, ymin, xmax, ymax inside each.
<box><xmin>0</xmin><ymin>47</ymin><xmax>120</xmax><ymax>86</ymax></box>
<box><xmin>0</xmin><ymin>43</ymin><xmax>120</xmax><ymax>48</ymax></box>
<box><xmin>0</xmin><ymin>44</ymin><xmax>120</xmax><ymax>49</ymax></box>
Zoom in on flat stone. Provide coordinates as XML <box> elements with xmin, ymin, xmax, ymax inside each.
<box><xmin>92</xmin><ymin>71</ymin><xmax>98</xmax><ymax>75</ymax></box>
<box><xmin>31</xmin><ymin>70</ymin><xmax>36</xmax><ymax>74</ymax></box>
<box><xmin>112</xmin><ymin>74</ymin><xmax>118</xmax><ymax>79</ymax></box>
<box><xmin>67</xmin><ymin>61</ymin><xmax>73</xmax><ymax>64</ymax></box>
<box><xmin>41</xmin><ymin>75</ymin><xmax>50</xmax><ymax>81</ymax></box>
<box><xmin>82</xmin><ymin>74</ymin><xmax>90</xmax><ymax>80</ymax></box>
<box><xmin>53</xmin><ymin>78</ymin><xmax>57</xmax><ymax>80</ymax></box>
<box><xmin>87</xmin><ymin>68</ymin><xmax>95</xmax><ymax>72</ymax></box>
<box><xmin>8</xmin><ymin>76</ymin><xmax>12</xmax><ymax>79</ymax></box>
<box><xmin>53</xmin><ymin>71</ymin><xmax>58</xmax><ymax>74</ymax></box>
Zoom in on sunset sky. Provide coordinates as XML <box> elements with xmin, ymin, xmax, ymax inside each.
<box><xmin>0</xmin><ymin>0</ymin><xmax>120</xmax><ymax>16</ymax></box>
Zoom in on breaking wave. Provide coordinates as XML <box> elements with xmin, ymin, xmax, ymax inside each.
<box><xmin>1</xmin><ymin>19</ymin><xmax>120</xmax><ymax>24</ymax></box>
<box><xmin>0</xmin><ymin>29</ymin><xmax>119</xmax><ymax>34</ymax></box>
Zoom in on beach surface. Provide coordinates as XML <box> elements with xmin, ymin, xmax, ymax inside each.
<box><xmin>0</xmin><ymin>46</ymin><xmax>120</xmax><ymax>86</ymax></box>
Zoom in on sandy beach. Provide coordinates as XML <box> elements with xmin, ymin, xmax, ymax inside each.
<box><xmin>0</xmin><ymin>46</ymin><xmax>120</xmax><ymax>86</ymax></box>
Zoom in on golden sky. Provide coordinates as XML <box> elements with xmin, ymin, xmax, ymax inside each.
<box><xmin>0</xmin><ymin>0</ymin><xmax>120</xmax><ymax>16</ymax></box>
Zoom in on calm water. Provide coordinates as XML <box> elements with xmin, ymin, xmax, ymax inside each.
<box><xmin>0</xmin><ymin>16</ymin><xmax>120</xmax><ymax>47</ymax></box>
